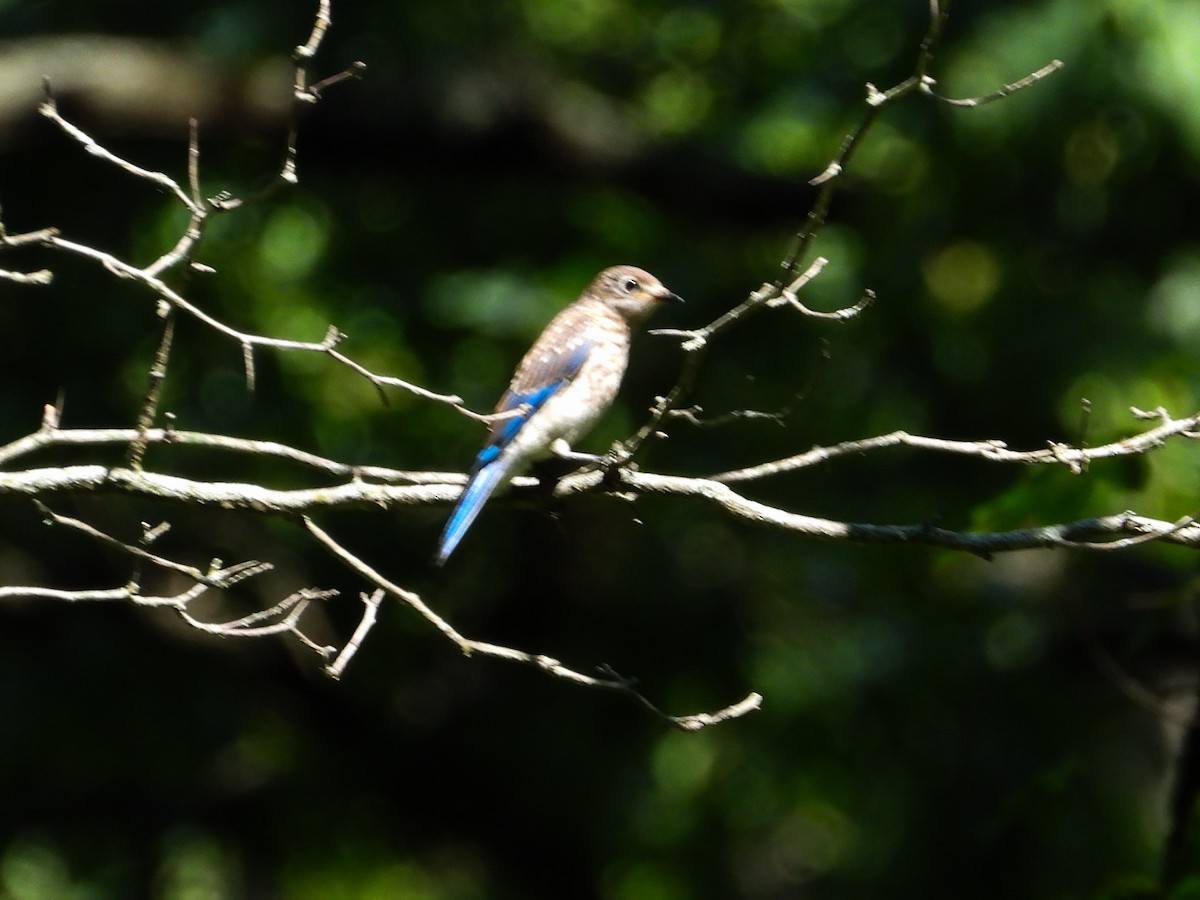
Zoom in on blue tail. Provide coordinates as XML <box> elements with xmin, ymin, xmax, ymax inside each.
<box><xmin>435</xmin><ymin>460</ymin><xmax>510</xmax><ymax>565</ymax></box>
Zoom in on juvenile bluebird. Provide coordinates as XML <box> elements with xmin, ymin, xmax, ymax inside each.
<box><xmin>436</xmin><ymin>265</ymin><xmax>682</xmax><ymax>565</ymax></box>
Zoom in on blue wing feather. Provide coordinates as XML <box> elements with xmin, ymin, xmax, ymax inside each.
<box><xmin>481</xmin><ymin>339</ymin><xmax>593</xmax><ymax>460</ymax></box>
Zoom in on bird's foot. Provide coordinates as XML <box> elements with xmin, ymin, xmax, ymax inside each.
<box><xmin>597</xmin><ymin>441</ymin><xmax>638</xmax><ymax>489</ymax></box>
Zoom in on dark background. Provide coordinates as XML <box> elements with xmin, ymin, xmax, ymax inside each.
<box><xmin>2</xmin><ymin>0</ymin><xmax>1199</xmax><ymax>897</ymax></box>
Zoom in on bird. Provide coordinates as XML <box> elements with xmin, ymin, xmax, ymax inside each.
<box><xmin>435</xmin><ymin>265</ymin><xmax>682</xmax><ymax>565</ymax></box>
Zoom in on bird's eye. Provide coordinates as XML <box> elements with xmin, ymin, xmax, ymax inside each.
<box><xmin>623</xmin><ymin>277</ymin><xmax>639</xmax><ymax>292</ymax></box>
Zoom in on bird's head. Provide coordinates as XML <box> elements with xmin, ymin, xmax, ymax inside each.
<box><xmin>589</xmin><ymin>265</ymin><xmax>683</xmax><ymax>322</ymax></box>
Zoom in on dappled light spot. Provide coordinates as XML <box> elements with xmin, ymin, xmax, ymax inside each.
<box><xmin>738</xmin><ymin>104</ymin><xmax>825</xmax><ymax>175</ymax></box>
<box><xmin>761</xmin><ymin>801</ymin><xmax>856</xmax><ymax>883</ymax></box>
<box><xmin>1</xmin><ymin>836</ymin><xmax>75</xmax><ymax>900</ymax></box>
<box><xmin>520</xmin><ymin>0</ymin><xmax>622</xmax><ymax>50</ymax></box>
<box><xmin>425</xmin><ymin>269</ymin><xmax>557</xmax><ymax>336</ymax></box>
<box><xmin>1147</xmin><ymin>251</ymin><xmax>1200</xmax><ymax>344</ymax></box>
<box><xmin>852</xmin><ymin>122</ymin><xmax>928</xmax><ymax>194</ymax></box>
<box><xmin>638</xmin><ymin>68</ymin><xmax>714</xmax><ymax>137</ymax></box>
<box><xmin>923</xmin><ymin>240</ymin><xmax>1000</xmax><ymax>314</ymax></box>
<box><xmin>653</xmin><ymin>730</ymin><xmax>717</xmax><ymax>798</ymax></box>
<box><xmin>257</xmin><ymin>203</ymin><xmax>330</xmax><ymax>283</ymax></box>
<box><xmin>602</xmin><ymin>859</ymin><xmax>687</xmax><ymax>900</ymax></box>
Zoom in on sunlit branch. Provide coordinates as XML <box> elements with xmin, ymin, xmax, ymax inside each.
<box><xmin>712</xmin><ymin>407</ymin><xmax>1200</xmax><ymax>483</ymax></box>
<box><xmin>0</xmin><ymin>423</ymin><xmax>446</xmax><ymax>482</ymax></box>
<box><xmin>303</xmin><ymin>516</ymin><xmax>761</xmax><ymax>728</ymax></box>
<box><xmin>39</xmin><ymin>80</ymin><xmax>200</xmax><ymax>214</ymax></box>
<box><xmin>24</xmin><ymin>501</ymin><xmax>341</xmax><ymax>655</ymax></box>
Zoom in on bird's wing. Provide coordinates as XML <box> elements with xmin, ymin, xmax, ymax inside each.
<box><xmin>475</xmin><ymin>333</ymin><xmax>594</xmax><ymax>467</ymax></box>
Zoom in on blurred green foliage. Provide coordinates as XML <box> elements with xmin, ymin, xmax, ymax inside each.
<box><xmin>2</xmin><ymin>0</ymin><xmax>1200</xmax><ymax>897</ymax></box>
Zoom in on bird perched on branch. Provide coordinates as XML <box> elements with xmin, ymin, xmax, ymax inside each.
<box><xmin>436</xmin><ymin>265</ymin><xmax>682</xmax><ymax>565</ymax></box>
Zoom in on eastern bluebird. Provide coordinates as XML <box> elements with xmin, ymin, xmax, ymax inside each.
<box><xmin>436</xmin><ymin>265</ymin><xmax>682</xmax><ymax>565</ymax></box>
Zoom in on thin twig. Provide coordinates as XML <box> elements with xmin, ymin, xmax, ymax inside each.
<box><xmin>325</xmin><ymin>589</ymin><xmax>385</xmax><ymax>679</ymax></box>
<box><xmin>0</xmin><ymin>268</ymin><xmax>54</xmax><ymax>285</ymax></box>
<box><xmin>35</xmin><ymin>500</ymin><xmax>273</xmax><ymax>586</ymax></box>
<box><xmin>0</xmin><ymin>208</ymin><xmax>57</xmax><ymax>284</ymax></box>
<box><xmin>39</xmin><ymin>80</ymin><xmax>200</xmax><ymax>214</ymax></box>
<box><xmin>144</xmin><ymin>118</ymin><xmax>209</xmax><ymax>279</ymax></box>
<box><xmin>213</xmin><ymin>0</ymin><xmax>366</xmax><ymax>208</ymax></box>
<box><xmin>303</xmin><ymin>517</ymin><xmax>760</xmax><ymax>727</ymax></box>
<box><xmin>0</xmin><ymin>424</ymin><xmax>447</xmax><ymax>483</ymax></box>
<box><xmin>35</xmin><ymin>232</ymin><xmax>458</xmax><ymax>404</ymax></box>
<box><xmin>928</xmin><ymin>59</ymin><xmax>1065</xmax><ymax>107</ymax></box>
<box><xmin>0</xmin><ymin>585</ymin><xmax>186</xmax><ymax>606</ymax></box>
<box><xmin>712</xmin><ymin>408</ymin><xmax>1200</xmax><ymax>483</ymax></box>
<box><xmin>178</xmin><ymin>588</ymin><xmax>338</xmax><ymax>657</ymax></box>
<box><xmin>26</xmin><ymin>501</ymin><xmax>339</xmax><ymax>655</ymax></box>
<box><xmin>127</xmin><ymin>309</ymin><xmax>176</xmax><ymax>470</ymax></box>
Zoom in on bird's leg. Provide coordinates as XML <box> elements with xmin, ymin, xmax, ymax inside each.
<box><xmin>528</xmin><ymin>441</ymin><xmax>597</xmax><ymax>495</ymax></box>
<box><xmin>549</xmin><ymin>438</ymin><xmax>604</xmax><ymax>465</ymax></box>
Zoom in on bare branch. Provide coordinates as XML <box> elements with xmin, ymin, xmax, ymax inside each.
<box><xmin>7</xmin><ymin>400</ymin><xmax>1200</xmax><ymax>562</ymax></box>
<box><xmin>35</xmin><ymin>500</ymin><xmax>274</xmax><ymax>586</ymax></box>
<box><xmin>600</xmin><ymin>669</ymin><xmax>763</xmax><ymax>732</ymax></box>
<box><xmin>304</xmin><ymin>517</ymin><xmax>759</xmax><ymax>727</ymax></box>
<box><xmin>713</xmin><ymin>407</ymin><xmax>1200</xmax><ymax>483</ymax></box>
<box><xmin>18</xmin><ymin>6</ymin><xmax>425</xmax><ymax>414</ymax></box>
<box><xmin>309</xmin><ymin>60</ymin><xmax>368</xmax><ymax>97</ymax></box>
<box><xmin>766</xmin><ymin>258</ymin><xmax>876</xmax><ymax>322</ymax></box>
<box><xmin>789</xmin><ymin>1</ymin><xmax>1061</xmax><ymax>279</ymax></box>
<box><xmin>623</xmin><ymin>265</ymin><xmax>860</xmax><ymax>464</ymax></box>
<box><xmin>39</xmin><ymin>79</ymin><xmax>200</xmax><ymax>214</ymax></box>
<box><xmin>2</xmin><ymin>464</ymin><xmax>454</xmax><ymax>513</ymax></box>
<box><xmin>1064</xmin><ymin>514</ymin><xmax>1198</xmax><ymax>552</ymax></box>
<box><xmin>33</xmin><ymin>232</ymin><xmax>458</xmax><ymax>405</ymax></box>
<box><xmin>0</xmin><ymin>424</ymin><xmax>443</xmax><ymax>483</ymax></box>
<box><xmin>127</xmin><ymin>309</ymin><xmax>177</xmax><ymax>471</ymax></box>
<box><xmin>327</xmin><ymin>343</ymin><xmax>462</xmax><ymax>405</ymax></box>
<box><xmin>0</xmin><ymin>585</ymin><xmax>184</xmax><ymax>606</ymax></box>
<box><xmin>325</xmin><ymin>589</ymin><xmax>385</xmax><ymax>679</ymax></box>
<box><xmin>605</xmin><ymin>470</ymin><xmax>1200</xmax><ymax>557</ymax></box>
<box><xmin>25</xmin><ymin>500</ymin><xmax>342</xmax><ymax>657</ymax></box>
<box><xmin>0</xmin><ymin>210</ymin><xmax>57</xmax><ymax>284</ymax></box>
<box><xmin>927</xmin><ymin>59</ymin><xmax>1065</xmax><ymax>108</ymax></box>
<box><xmin>293</xmin><ymin>0</ymin><xmax>333</xmax><ymax>71</ymax></box>
<box><xmin>143</xmin><ymin>118</ymin><xmax>208</xmax><ymax>279</ymax></box>
<box><xmin>178</xmin><ymin>588</ymin><xmax>338</xmax><ymax>657</ymax></box>
<box><xmin>0</xmin><ymin>222</ymin><xmax>60</xmax><ymax>248</ymax></box>
<box><xmin>213</xmin><ymin>0</ymin><xmax>367</xmax><ymax>208</ymax></box>
<box><xmin>0</xmin><ymin>267</ymin><xmax>53</xmax><ymax>285</ymax></box>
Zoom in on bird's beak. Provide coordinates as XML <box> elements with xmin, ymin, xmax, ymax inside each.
<box><xmin>658</xmin><ymin>289</ymin><xmax>684</xmax><ymax>304</ymax></box>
